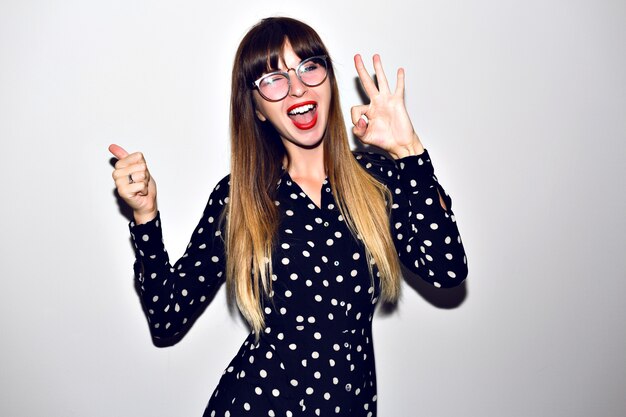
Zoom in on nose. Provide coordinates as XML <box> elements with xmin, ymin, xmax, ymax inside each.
<box><xmin>288</xmin><ymin>69</ymin><xmax>307</xmax><ymax>97</ymax></box>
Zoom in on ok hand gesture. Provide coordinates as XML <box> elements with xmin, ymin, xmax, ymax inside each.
<box><xmin>109</xmin><ymin>144</ymin><xmax>158</xmax><ymax>224</ymax></box>
<box><xmin>351</xmin><ymin>54</ymin><xmax>424</xmax><ymax>159</ymax></box>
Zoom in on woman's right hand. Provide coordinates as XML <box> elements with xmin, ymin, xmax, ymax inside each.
<box><xmin>109</xmin><ymin>144</ymin><xmax>158</xmax><ymax>225</ymax></box>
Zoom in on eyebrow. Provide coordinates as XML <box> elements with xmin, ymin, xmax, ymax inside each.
<box><xmin>268</xmin><ymin>56</ymin><xmax>311</xmax><ymax>74</ymax></box>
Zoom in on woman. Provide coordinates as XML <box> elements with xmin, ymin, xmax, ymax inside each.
<box><xmin>110</xmin><ymin>16</ymin><xmax>467</xmax><ymax>417</ymax></box>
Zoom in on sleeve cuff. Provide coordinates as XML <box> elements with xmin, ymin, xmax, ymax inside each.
<box><xmin>395</xmin><ymin>149</ymin><xmax>437</xmax><ymax>188</ymax></box>
<box><xmin>128</xmin><ymin>212</ymin><xmax>167</xmax><ymax>263</ymax></box>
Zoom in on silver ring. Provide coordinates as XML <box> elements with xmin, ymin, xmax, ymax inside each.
<box><xmin>128</xmin><ymin>173</ymin><xmax>134</xmax><ymax>184</ymax></box>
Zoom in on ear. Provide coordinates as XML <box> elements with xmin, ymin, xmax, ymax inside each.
<box><xmin>255</xmin><ymin>108</ymin><xmax>267</xmax><ymax>122</ymax></box>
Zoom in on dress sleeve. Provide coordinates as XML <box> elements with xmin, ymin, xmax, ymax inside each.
<box><xmin>356</xmin><ymin>150</ymin><xmax>467</xmax><ymax>288</ymax></box>
<box><xmin>128</xmin><ymin>174</ymin><xmax>230</xmax><ymax>344</ymax></box>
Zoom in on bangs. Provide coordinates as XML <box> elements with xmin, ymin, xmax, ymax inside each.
<box><xmin>241</xmin><ymin>17</ymin><xmax>330</xmax><ymax>85</ymax></box>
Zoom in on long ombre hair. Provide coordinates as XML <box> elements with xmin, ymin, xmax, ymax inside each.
<box><xmin>226</xmin><ymin>17</ymin><xmax>402</xmax><ymax>339</ymax></box>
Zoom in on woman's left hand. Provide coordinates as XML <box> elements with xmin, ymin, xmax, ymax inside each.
<box><xmin>351</xmin><ymin>54</ymin><xmax>424</xmax><ymax>159</ymax></box>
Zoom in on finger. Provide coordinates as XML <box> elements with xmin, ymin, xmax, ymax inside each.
<box><xmin>136</xmin><ymin>181</ymin><xmax>150</xmax><ymax>196</ymax></box>
<box><xmin>127</xmin><ymin>170</ymin><xmax>147</xmax><ymax>184</ymax></box>
<box><xmin>128</xmin><ymin>163</ymin><xmax>150</xmax><ymax>183</ymax></box>
<box><xmin>350</xmin><ymin>104</ymin><xmax>370</xmax><ymax>126</ymax></box>
<box><xmin>114</xmin><ymin>151</ymin><xmax>146</xmax><ymax>169</ymax></box>
<box><xmin>109</xmin><ymin>144</ymin><xmax>129</xmax><ymax>160</ymax></box>
<box><xmin>354</xmin><ymin>54</ymin><xmax>378</xmax><ymax>97</ymax></box>
<box><xmin>112</xmin><ymin>163</ymin><xmax>147</xmax><ymax>181</ymax></box>
<box><xmin>116</xmin><ymin>182</ymin><xmax>149</xmax><ymax>199</ymax></box>
<box><xmin>372</xmin><ymin>54</ymin><xmax>391</xmax><ymax>94</ymax></box>
<box><xmin>394</xmin><ymin>67</ymin><xmax>405</xmax><ymax>98</ymax></box>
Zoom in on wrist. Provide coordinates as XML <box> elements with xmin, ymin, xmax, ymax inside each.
<box><xmin>388</xmin><ymin>134</ymin><xmax>425</xmax><ymax>159</ymax></box>
<box><xmin>133</xmin><ymin>208</ymin><xmax>158</xmax><ymax>225</ymax></box>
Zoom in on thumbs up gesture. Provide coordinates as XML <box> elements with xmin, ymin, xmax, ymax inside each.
<box><xmin>109</xmin><ymin>144</ymin><xmax>158</xmax><ymax>224</ymax></box>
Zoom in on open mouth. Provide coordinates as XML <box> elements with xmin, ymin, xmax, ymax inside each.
<box><xmin>287</xmin><ymin>101</ymin><xmax>318</xmax><ymax>130</ymax></box>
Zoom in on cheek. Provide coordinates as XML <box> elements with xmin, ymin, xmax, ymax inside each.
<box><xmin>252</xmin><ymin>93</ymin><xmax>273</xmax><ymax>122</ymax></box>
<box><xmin>321</xmin><ymin>86</ymin><xmax>333</xmax><ymax>118</ymax></box>
<box><xmin>321</xmin><ymin>82</ymin><xmax>332</xmax><ymax>106</ymax></box>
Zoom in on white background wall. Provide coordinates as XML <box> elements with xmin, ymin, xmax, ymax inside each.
<box><xmin>1</xmin><ymin>1</ymin><xmax>625</xmax><ymax>416</ymax></box>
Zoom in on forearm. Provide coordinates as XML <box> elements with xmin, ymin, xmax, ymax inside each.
<box><xmin>392</xmin><ymin>151</ymin><xmax>467</xmax><ymax>287</ymax></box>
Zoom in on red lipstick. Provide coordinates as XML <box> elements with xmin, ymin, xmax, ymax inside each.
<box><xmin>287</xmin><ymin>101</ymin><xmax>318</xmax><ymax>130</ymax></box>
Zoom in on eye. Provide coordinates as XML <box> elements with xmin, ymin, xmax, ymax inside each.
<box><xmin>261</xmin><ymin>74</ymin><xmax>287</xmax><ymax>87</ymax></box>
<box><xmin>300</xmin><ymin>62</ymin><xmax>320</xmax><ymax>73</ymax></box>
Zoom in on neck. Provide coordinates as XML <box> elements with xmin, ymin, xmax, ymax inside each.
<box><xmin>283</xmin><ymin>141</ymin><xmax>326</xmax><ymax>180</ymax></box>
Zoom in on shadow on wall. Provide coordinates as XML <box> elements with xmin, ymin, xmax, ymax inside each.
<box><xmin>379</xmin><ymin>266</ymin><xmax>467</xmax><ymax>316</ymax></box>
<box><xmin>351</xmin><ymin>76</ymin><xmax>372</xmax><ymax>153</ymax></box>
<box><xmin>403</xmin><ymin>266</ymin><xmax>467</xmax><ymax>309</ymax></box>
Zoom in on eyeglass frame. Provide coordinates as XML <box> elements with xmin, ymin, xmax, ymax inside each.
<box><xmin>251</xmin><ymin>55</ymin><xmax>329</xmax><ymax>102</ymax></box>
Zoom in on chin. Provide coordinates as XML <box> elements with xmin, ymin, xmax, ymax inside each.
<box><xmin>281</xmin><ymin>116</ymin><xmax>328</xmax><ymax>149</ymax></box>
<box><xmin>285</xmin><ymin>132</ymin><xmax>325</xmax><ymax>150</ymax></box>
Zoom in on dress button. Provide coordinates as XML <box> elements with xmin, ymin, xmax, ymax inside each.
<box><xmin>324</xmin><ymin>222</ymin><xmax>329</xmax><ymax>227</ymax></box>
<box><xmin>345</xmin><ymin>383</ymin><xmax>352</xmax><ymax>392</ymax></box>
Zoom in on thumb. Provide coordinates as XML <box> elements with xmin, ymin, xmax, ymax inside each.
<box><xmin>109</xmin><ymin>144</ymin><xmax>129</xmax><ymax>160</ymax></box>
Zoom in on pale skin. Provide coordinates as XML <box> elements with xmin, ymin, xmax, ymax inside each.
<box><xmin>109</xmin><ymin>54</ymin><xmax>444</xmax><ymax>224</ymax></box>
<box><xmin>351</xmin><ymin>54</ymin><xmax>424</xmax><ymax>159</ymax></box>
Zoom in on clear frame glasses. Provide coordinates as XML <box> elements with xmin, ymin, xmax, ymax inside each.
<box><xmin>252</xmin><ymin>55</ymin><xmax>328</xmax><ymax>102</ymax></box>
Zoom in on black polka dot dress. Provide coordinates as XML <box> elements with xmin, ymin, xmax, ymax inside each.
<box><xmin>129</xmin><ymin>150</ymin><xmax>467</xmax><ymax>417</ymax></box>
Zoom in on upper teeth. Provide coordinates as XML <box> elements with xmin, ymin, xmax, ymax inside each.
<box><xmin>289</xmin><ymin>104</ymin><xmax>315</xmax><ymax>115</ymax></box>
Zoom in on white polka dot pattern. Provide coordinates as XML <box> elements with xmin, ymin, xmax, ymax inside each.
<box><xmin>355</xmin><ymin>151</ymin><xmax>468</xmax><ymax>289</ymax></box>
<box><xmin>128</xmin><ymin>149</ymin><xmax>467</xmax><ymax>416</ymax></box>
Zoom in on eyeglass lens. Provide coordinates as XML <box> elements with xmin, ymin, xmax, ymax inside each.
<box><xmin>257</xmin><ymin>56</ymin><xmax>327</xmax><ymax>101</ymax></box>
